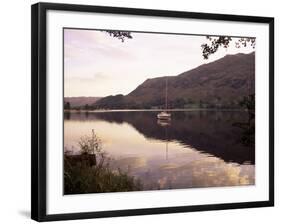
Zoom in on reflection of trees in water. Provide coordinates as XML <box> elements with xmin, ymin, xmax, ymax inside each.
<box><xmin>234</xmin><ymin>94</ymin><xmax>255</xmax><ymax>147</ymax></box>
<box><xmin>232</xmin><ymin>111</ymin><xmax>255</xmax><ymax>148</ymax></box>
<box><xmin>64</xmin><ymin>111</ymin><xmax>71</xmax><ymax>120</ymax></box>
<box><xmin>67</xmin><ymin>111</ymin><xmax>255</xmax><ymax>165</ymax></box>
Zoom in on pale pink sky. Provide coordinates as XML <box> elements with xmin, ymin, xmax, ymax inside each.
<box><xmin>64</xmin><ymin>29</ymin><xmax>254</xmax><ymax>97</ymax></box>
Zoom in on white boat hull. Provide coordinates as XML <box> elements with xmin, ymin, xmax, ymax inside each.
<box><xmin>157</xmin><ymin>112</ymin><xmax>171</xmax><ymax>120</ymax></box>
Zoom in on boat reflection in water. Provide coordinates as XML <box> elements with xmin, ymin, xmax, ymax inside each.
<box><xmin>64</xmin><ymin>110</ymin><xmax>255</xmax><ymax>191</ymax></box>
<box><xmin>157</xmin><ymin>119</ymin><xmax>171</xmax><ymax>160</ymax></box>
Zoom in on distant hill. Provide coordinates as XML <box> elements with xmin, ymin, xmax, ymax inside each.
<box><xmin>94</xmin><ymin>52</ymin><xmax>255</xmax><ymax>109</ymax></box>
<box><xmin>64</xmin><ymin>97</ymin><xmax>101</xmax><ymax>108</ymax></box>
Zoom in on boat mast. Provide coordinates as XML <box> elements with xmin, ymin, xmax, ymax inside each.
<box><xmin>165</xmin><ymin>77</ymin><xmax>168</xmax><ymax>111</ymax></box>
<box><xmin>165</xmin><ymin>126</ymin><xmax>168</xmax><ymax>160</ymax></box>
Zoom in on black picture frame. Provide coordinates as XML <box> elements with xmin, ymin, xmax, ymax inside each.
<box><xmin>31</xmin><ymin>2</ymin><xmax>274</xmax><ymax>222</ymax></box>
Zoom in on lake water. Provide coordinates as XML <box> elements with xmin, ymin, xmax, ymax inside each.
<box><xmin>64</xmin><ymin>110</ymin><xmax>255</xmax><ymax>191</ymax></box>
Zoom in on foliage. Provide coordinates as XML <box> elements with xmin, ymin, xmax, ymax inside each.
<box><xmin>239</xmin><ymin>94</ymin><xmax>255</xmax><ymax>110</ymax></box>
<box><xmin>93</xmin><ymin>94</ymin><xmax>127</xmax><ymax>109</ymax></box>
<box><xmin>64</xmin><ymin>154</ymin><xmax>142</xmax><ymax>194</ymax></box>
<box><xmin>104</xmin><ymin>30</ymin><xmax>132</xmax><ymax>42</ymax></box>
<box><xmin>84</xmin><ymin>104</ymin><xmax>89</xmax><ymax>110</ymax></box>
<box><xmin>201</xmin><ymin>36</ymin><xmax>255</xmax><ymax>59</ymax></box>
<box><xmin>64</xmin><ymin>101</ymin><xmax>71</xmax><ymax>110</ymax></box>
<box><xmin>64</xmin><ymin>130</ymin><xmax>142</xmax><ymax>194</ymax></box>
<box><xmin>91</xmin><ymin>95</ymin><xmax>246</xmax><ymax>110</ymax></box>
<box><xmin>78</xmin><ymin>129</ymin><xmax>102</xmax><ymax>155</ymax></box>
<box><xmin>232</xmin><ymin>94</ymin><xmax>255</xmax><ymax>147</ymax></box>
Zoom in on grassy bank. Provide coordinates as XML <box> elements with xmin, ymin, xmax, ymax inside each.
<box><xmin>64</xmin><ymin>130</ymin><xmax>142</xmax><ymax>194</ymax></box>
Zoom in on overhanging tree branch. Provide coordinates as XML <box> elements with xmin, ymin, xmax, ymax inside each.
<box><xmin>103</xmin><ymin>30</ymin><xmax>133</xmax><ymax>42</ymax></box>
<box><xmin>201</xmin><ymin>36</ymin><xmax>256</xmax><ymax>59</ymax></box>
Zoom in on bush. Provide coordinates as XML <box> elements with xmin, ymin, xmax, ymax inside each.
<box><xmin>64</xmin><ymin>154</ymin><xmax>142</xmax><ymax>194</ymax></box>
<box><xmin>64</xmin><ymin>130</ymin><xmax>142</xmax><ymax>194</ymax></box>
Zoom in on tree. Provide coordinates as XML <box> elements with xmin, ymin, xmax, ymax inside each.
<box><xmin>64</xmin><ymin>102</ymin><xmax>71</xmax><ymax>110</ymax></box>
<box><xmin>84</xmin><ymin>104</ymin><xmax>89</xmax><ymax>110</ymax></box>
<box><xmin>103</xmin><ymin>30</ymin><xmax>133</xmax><ymax>42</ymax></box>
<box><xmin>201</xmin><ymin>36</ymin><xmax>256</xmax><ymax>59</ymax></box>
<box><xmin>239</xmin><ymin>94</ymin><xmax>255</xmax><ymax>111</ymax></box>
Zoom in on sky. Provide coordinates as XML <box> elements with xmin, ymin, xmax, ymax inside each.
<box><xmin>64</xmin><ymin>29</ymin><xmax>254</xmax><ymax>97</ymax></box>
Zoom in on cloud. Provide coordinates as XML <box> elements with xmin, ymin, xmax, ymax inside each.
<box><xmin>64</xmin><ymin>72</ymin><xmax>135</xmax><ymax>97</ymax></box>
<box><xmin>64</xmin><ymin>29</ymin><xmax>136</xmax><ymax>62</ymax></box>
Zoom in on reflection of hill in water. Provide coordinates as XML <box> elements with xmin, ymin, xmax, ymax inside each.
<box><xmin>65</xmin><ymin>111</ymin><xmax>255</xmax><ymax>165</ymax></box>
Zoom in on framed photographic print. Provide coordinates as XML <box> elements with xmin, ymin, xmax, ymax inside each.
<box><xmin>31</xmin><ymin>2</ymin><xmax>274</xmax><ymax>222</ymax></box>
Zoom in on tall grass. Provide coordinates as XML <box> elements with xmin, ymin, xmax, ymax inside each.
<box><xmin>64</xmin><ymin>130</ymin><xmax>142</xmax><ymax>194</ymax></box>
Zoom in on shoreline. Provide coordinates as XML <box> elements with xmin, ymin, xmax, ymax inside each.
<box><xmin>64</xmin><ymin>108</ymin><xmax>250</xmax><ymax>113</ymax></box>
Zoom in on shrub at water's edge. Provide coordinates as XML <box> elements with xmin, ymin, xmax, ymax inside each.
<box><xmin>64</xmin><ymin>155</ymin><xmax>142</xmax><ymax>194</ymax></box>
<box><xmin>64</xmin><ymin>130</ymin><xmax>142</xmax><ymax>194</ymax></box>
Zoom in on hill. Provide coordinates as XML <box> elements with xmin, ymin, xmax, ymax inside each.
<box><xmin>94</xmin><ymin>52</ymin><xmax>255</xmax><ymax>109</ymax></box>
<box><xmin>64</xmin><ymin>97</ymin><xmax>101</xmax><ymax>108</ymax></box>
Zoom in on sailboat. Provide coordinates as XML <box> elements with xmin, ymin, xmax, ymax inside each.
<box><xmin>157</xmin><ymin>77</ymin><xmax>171</xmax><ymax>120</ymax></box>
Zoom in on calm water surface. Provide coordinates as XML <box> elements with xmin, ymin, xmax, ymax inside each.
<box><xmin>64</xmin><ymin>110</ymin><xmax>255</xmax><ymax>190</ymax></box>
